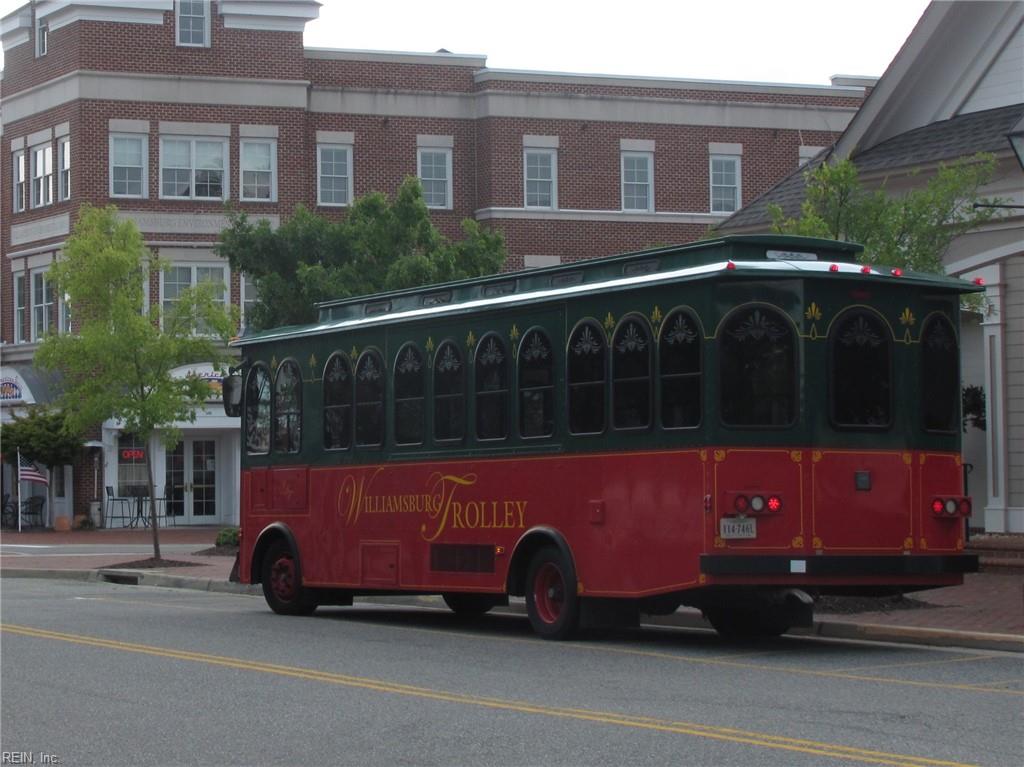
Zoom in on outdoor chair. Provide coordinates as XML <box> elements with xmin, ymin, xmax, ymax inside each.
<box><xmin>20</xmin><ymin>496</ymin><xmax>45</xmax><ymax>528</ymax></box>
<box><xmin>105</xmin><ymin>486</ymin><xmax>132</xmax><ymax>528</ymax></box>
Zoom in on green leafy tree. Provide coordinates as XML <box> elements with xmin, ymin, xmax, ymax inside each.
<box><xmin>36</xmin><ymin>205</ymin><xmax>236</xmax><ymax>560</ymax></box>
<box><xmin>768</xmin><ymin>154</ymin><xmax>1002</xmax><ymax>274</ymax></box>
<box><xmin>218</xmin><ymin>177</ymin><xmax>506</xmax><ymax>330</ymax></box>
<box><xmin>3</xmin><ymin>408</ymin><xmax>84</xmax><ymax>527</ymax></box>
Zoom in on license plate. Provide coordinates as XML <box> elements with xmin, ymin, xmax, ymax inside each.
<box><xmin>720</xmin><ymin>517</ymin><xmax>757</xmax><ymax>539</ymax></box>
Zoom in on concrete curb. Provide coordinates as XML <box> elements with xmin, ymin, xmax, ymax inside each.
<box><xmin>3</xmin><ymin>567</ymin><xmax>1021</xmax><ymax>653</ymax></box>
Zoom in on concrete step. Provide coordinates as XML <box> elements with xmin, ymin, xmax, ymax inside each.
<box><xmin>965</xmin><ymin>534</ymin><xmax>1024</xmax><ymax>574</ymax></box>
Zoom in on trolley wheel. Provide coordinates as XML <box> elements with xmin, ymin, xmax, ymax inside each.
<box><xmin>704</xmin><ymin>607</ymin><xmax>789</xmax><ymax>639</ymax></box>
<box><xmin>261</xmin><ymin>539</ymin><xmax>316</xmax><ymax>616</ymax></box>
<box><xmin>525</xmin><ymin>547</ymin><xmax>580</xmax><ymax>640</ymax></box>
<box><xmin>442</xmin><ymin>593</ymin><xmax>500</xmax><ymax>616</ymax></box>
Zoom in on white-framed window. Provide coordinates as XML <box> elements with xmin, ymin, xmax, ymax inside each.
<box><xmin>13</xmin><ymin>150</ymin><xmax>26</xmax><ymax>213</ymax></box>
<box><xmin>31</xmin><ymin>270</ymin><xmax>55</xmax><ymax>342</ymax></box>
<box><xmin>241</xmin><ymin>273</ymin><xmax>259</xmax><ymax>332</ymax></box>
<box><xmin>160</xmin><ymin>137</ymin><xmax>227</xmax><ymax>200</ymax></box>
<box><xmin>60</xmin><ymin>292</ymin><xmax>72</xmax><ymax>335</ymax></box>
<box><xmin>57</xmin><ymin>137</ymin><xmax>71</xmax><ymax>201</ymax></box>
<box><xmin>36</xmin><ymin>17</ymin><xmax>47</xmax><ymax>57</ymax></box>
<box><xmin>176</xmin><ymin>0</ymin><xmax>209</xmax><ymax>47</ymax></box>
<box><xmin>524</xmin><ymin>149</ymin><xmax>557</xmax><ymax>209</ymax></box>
<box><xmin>240</xmin><ymin>140</ymin><xmax>276</xmax><ymax>202</ymax></box>
<box><xmin>710</xmin><ymin>155</ymin><xmax>741</xmax><ymax>213</ymax></box>
<box><xmin>621</xmin><ymin>151</ymin><xmax>653</xmax><ymax>212</ymax></box>
<box><xmin>14</xmin><ymin>274</ymin><xmax>26</xmax><ymax>344</ymax></box>
<box><xmin>31</xmin><ymin>144</ymin><xmax>53</xmax><ymax>208</ymax></box>
<box><xmin>418</xmin><ymin>148</ymin><xmax>452</xmax><ymax>209</ymax></box>
<box><xmin>317</xmin><ymin>144</ymin><xmax>353</xmax><ymax>206</ymax></box>
<box><xmin>110</xmin><ymin>134</ymin><xmax>147</xmax><ymax>198</ymax></box>
<box><xmin>161</xmin><ymin>264</ymin><xmax>227</xmax><ymax>334</ymax></box>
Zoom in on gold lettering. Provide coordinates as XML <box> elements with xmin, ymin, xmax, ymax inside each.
<box><xmin>515</xmin><ymin>501</ymin><xmax>527</xmax><ymax>528</ymax></box>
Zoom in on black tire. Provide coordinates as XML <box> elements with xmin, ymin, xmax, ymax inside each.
<box><xmin>524</xmin><ymin>547</ymin><xmax>580</xmax><ymax>640</ymax></box>
<box><xmin>442</xmin><ymin>593</ymin><xmax>500</xmax><ymax>616</ymax></box>
<box><xmin>261</xmin><ymin>539</ymin><xmax>316</xmax><ymax>616</ymax></box>
<box><xmin>704</xmin><ymin>607</ymin><xmax>789</xmax><ymax>638</ymax></box>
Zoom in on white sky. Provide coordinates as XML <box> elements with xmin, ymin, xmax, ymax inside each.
<box><xmin>0</xmin><ymin>0</ymin><xmax>932</xmax><ymax>85</ymax></box>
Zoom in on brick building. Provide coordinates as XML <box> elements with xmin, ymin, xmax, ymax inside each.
<box><xmin>0</xmin><ymin>0</ymin><xmax>870</xmax><ymax>527</ymax></box>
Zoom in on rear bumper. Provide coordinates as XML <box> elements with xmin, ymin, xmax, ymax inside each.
<box><xmin>701</xmin><ymin>554</ymin><xmax>978</xmax><ymax>577</ymax></box>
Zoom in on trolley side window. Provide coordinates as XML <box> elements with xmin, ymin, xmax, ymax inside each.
<box><xmin>720</xmin><ymin>307</ymin><xmax>797</xmax><ymax>427</ymax></box>
<box><xmin>323</xmin><ymin>352</ymin><xmax>352</xmax><ymax>451</ymax></box>
<box><xmin>475</xmin><ymin>333</ymin><xmax>509</xmax><ymax>441</ymax></box>
<box><xmin>829</xmin><ymin>309</ymin><xmax>892</xmax><ymax>429</ymax></box>
<box><xmin>355</xmin><ymin>350</ymin><xmax>385</xmax><ymax>447</ymax></box>
<box><xmin>518</xmin><ymin>329</ymin><xmax>555</xmax><ymax>438</ymax></box>
<box><xmin>244</xmin><ymin>364</ymin><xmax>271</xmax><ymax>455</ymax></box>
<box><xmin>434</xmin><ymin>341</ymin><xmax>465</xmax><ymax>443</ymax></box>
<box><xmin>394</xmin><ymin>343</ymin><xmax>425</xmax><ymax>446</ymax></box>
<box><xmin>567</xmin><ymin>321</ymin><xmax>606</xmax><ymax>435</ymax></box>
<box><xmin>921</xmin><ymin>315</ymin><xmax>959</xmax><ymax>433</ymax></box>
<box><xmin>659</xmin><ymin>310</ymin><xmax>702</xmax><ymax>429</ymax></box>
<box><xmin>273</xmin><ymin>360</ymin><xmax>302</xmax><ymax>453</ymax></box>
<box><xmin>612</xmin><ymin>316</ymin><xmax>653</xmax><ymax>430</ymax></box>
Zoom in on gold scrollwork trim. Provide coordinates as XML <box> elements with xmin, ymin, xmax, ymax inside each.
<box><xmin>903</xmin><ymin>537</ymin><xmax>913</xmax><ymax>551</ymax></box>
<box><xmin>714</xmin><ymin>450</ymin><xmax>727</xmax><ymax>463</ymax></box>
<box><xmin>791</xmin><ymin>536</ymin><xmax>804</xmax><ymax>548</ymax></box>
<box><xmin>812</xmin><ymin>536</ymin><xmax>823</xmax><ymax>549</ymax></box>
<box><xmin>790</xmin><ymin>451</ymin><xmax>803</xmax><ymax>463</ymax></box>
<box><xmin>714</xmin><ymin>536</ymin><xmax>726</xmax><ymax>548</ymax></box>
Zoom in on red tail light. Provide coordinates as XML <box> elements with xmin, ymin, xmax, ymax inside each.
<box><xmin>734</xmin><ymin>495</ymin><xmax>750</xmax><ymax>514</ymax></box>
<box><xmin>958</xmin><ymin>498</ymin><xmax>972</xmax><ymax>516</ymax></box>
<box><xmin>767</xmin><ymin>495</ymin><xmax>783</xmax><ymax>512</ymax></box>
<box><xmin>931</xmin><ymin>498</ymin><xmax>945</xmax><ymax>515</ymax></box>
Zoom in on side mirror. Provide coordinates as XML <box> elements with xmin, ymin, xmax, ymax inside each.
<box><xmin>222</xmin><ymin>374</ymin><xmax>243</xmax><ymax>417</ymax></box>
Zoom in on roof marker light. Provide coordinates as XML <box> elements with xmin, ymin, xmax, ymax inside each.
<box><xmin>891</xmin><ymin>268</ymin><xmax>904</xmax><ymax>277</ymax></box>
<box><xmin>973</xmin><ymin>277</ymin><xmax>986</xmax><ymax>286</ymax></box>
<box><xmin>829</xmin><ymin>264</ymin><xmax>840</xmax><ymax>273</ymax></box>
<box><xmin>726</xmin><ymin>261</ymin><xmax>737</xmax><ymax>271</ymax></box>
<box><xmin>861</xmin><ymin>265</ymin><xmax>872</xmax><ymax>274</ymax></box>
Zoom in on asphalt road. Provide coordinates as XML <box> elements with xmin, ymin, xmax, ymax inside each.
<box><xmin>1</xmin><ymin>578</ymin><xmax>1020</xmax><ymax>767</ymax></box>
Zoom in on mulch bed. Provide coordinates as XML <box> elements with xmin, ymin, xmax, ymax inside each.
<box><xmin>104</xmin><ymin>558</ymin><xmax>200</xmax><ymax>569</ymax></box>
<box><xmin>192</xmin><ymin>545</ymin><xmax>239</xmax><ymax>557</ymax></box>
<box><xmin>814</xmin><ymin>594</ymin><xmax>936</xmax><ymax>614</ymax></box>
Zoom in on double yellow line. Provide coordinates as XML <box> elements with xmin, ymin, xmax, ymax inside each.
<box><xmin>2</xmin><ymin>623</ymin><xmax>978</xmax><ymax>767</ymax></box>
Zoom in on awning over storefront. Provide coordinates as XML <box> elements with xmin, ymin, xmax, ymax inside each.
<box><xmin>0</xmin><ymin>365</ymin><xmax>61</xmax><ymax>421</ymax></box>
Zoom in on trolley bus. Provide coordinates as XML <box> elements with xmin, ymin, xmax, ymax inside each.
<box><xmin>222</xmin><ymin>234</ymin><xmax>979</xmax><ymax>639</ymax></box>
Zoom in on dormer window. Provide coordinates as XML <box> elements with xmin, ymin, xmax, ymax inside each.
<box><xmin>177</xmin><ymin>1</ymin><xmax>210</xmax><ymax>47</ymax></box>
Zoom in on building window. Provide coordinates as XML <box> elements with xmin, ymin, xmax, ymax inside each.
<box><xmin>244</xmin><ymin>364</ymin><xmax>271</xmax><ymax>455</ymax></box>
<box><xmin>160</xmin><ymin>137</ymin><xmax>226</xmax><ymax>200</ymax></box>
<box><xmin>475</xmin><ymin>333</ymin><xmax>508</xmax><ymax>441</ymax></box>
<box><xmin>60</xmin><ymin>292</ymin><xmax>72</xmax><ymax>335</ymax></box>
<box><xmin>241</xmin><ymin>273</ymin><xmax>259</xmax><ymax>333</ymax></box>
<box><xmin>418</xmin><ymin>148</ymin><xmax>452</xmax><ymax>209</ymax></box>
<box><xmin>240</xmin><ymin>140</ymin><xmax>276</xmax><ymax>202</ymax></box>
<box><xmin>720</xmin><ymin>306</ymin><xmax>796</xmax><ymax>427</ymax></box>
<box><xmin>621</xmin><ymin>152</ymin><xmax>653</xmax><ymax>212</ymax></box>
<box><xmin>57</xmin><ymin>137</ymin><xmax>71</xmax><ymax>201</ymax></box>
<box><xmin>518</xmin><ymin>330</ymin><xmax>555</xmax><ymax>438</ymax></box>
<box><xmin>393</xmin><ymin>344</ymin><xmax>425</xmax><ymax>446</ymax></box>
<box><xmin>710</xmin><ymin>155</ymin><xmax>741</xmax><ymax>213</ymax></box>
<box><xmin>612</xmin><ymin>316</ymin><xmax>652</xmax><ymax>429</ymax></box>
<box><xmin>13</xmin><ymin>151</ymin><xmax>26</xmax><ymax>213</ymax></box>
<box><xmin>524</xmin><ymin>150</ymin><xmax>557</xmax><ymax>209</ymax></box>
<box><xmin>36</xmin><ymin>17</ymin><xmax>47</xmax><ymax>57</ymax></box>
<box><xmin>323</xmin><ymin>353</ymin><xmax>352</xmax><ymax>451</ymax></box>
<box><xmin>31</xmin><ymin>271</ymin><xmax>55</xmax><ymax>342</ymax></box>
<box><xmin>110</xmin><ymin>135</ymin><xmax>147</xmax><ymax>198</ymax></box>
<box><xmin>161</xmin><ymin>264</ymin><xmax>227</xmax><ymax>333</ymax></box>
<box><xmin>921</xmin><ymin>315</ymin><xmax>959</xmax><ymax>433</ymax></box>
<box><xmin>176</xmin><ymin>0</ymin><xmax>209</xmax><ymax>47</ymax></box>
<box><xmin>31</xmin><ymin>144</ymin><xmax>53</xmax><ymax>208</ymax></box>
<box><xmin>659</xmin><ymin>310</ymin><xmax>702</xmax><ymax>429</ymax></box>
<box><xmin>317</xmin><ymin>144</ymin><xmax>352</xmax><ymax>206</ymax></box>
<box><xmin>273</xmin><ymin>360</ymin><xmax>302</xmax><ymax>454</ymax></box>
<box><xmin>14</xmin><ymin>274</ymin><xmax>26</xmax><ymax>344</ymax></box>
<box><xmin>568</xmin><ymin>321</ymin><xmax>606</xmax><ymax>435</ymax></box>
<box><xmin>117</xmin><ymin>434</ymin><xmax>148</xmax><ymax>498</ymax></box>
<box><xmin>355</xmin><ymin>350</ymin><xmax>385</xmax><ymax>447</ymax></box>
<box><xmin>829</xmin><ymin>309</ymin><xmax>892</xmax><ymax>429</ymax></box>
<box><xmin>433</xmin><ymin>341</ymin><xmax>464</xmax><ymax>442</ymax></box>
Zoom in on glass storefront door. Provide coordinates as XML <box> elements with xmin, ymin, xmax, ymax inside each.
<box><xmin>164</xmin><ymin>438</ymin><xmax>218</xmax><ymax>523</ymax></box>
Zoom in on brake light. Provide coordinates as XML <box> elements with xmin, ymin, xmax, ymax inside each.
<box><xmin>931</xmin><ymin>497</ymin><xmax>971</xmax><ymax>517</ymax></box>
<box><xmin>767</xmin><ymin>495</ymin><xmax>783</xmax><ymax>512</ymax></box>
<box><xmin>959</xmin><ymin>498</ymin><xmax>972</xmax><ymax>516</ymax></box>
<box><xmin>931</xmin><ymin>498</ymin><xmax>945</xmax><ymax>515</ymax></box>
<box><xmin>734</xmin><ymin>495</ymin><xmax>750</xmax><ymax>514</ymax></box>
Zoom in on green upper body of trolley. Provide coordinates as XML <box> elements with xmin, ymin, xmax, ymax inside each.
<box><xmin>229</xmin><ymin>234</ymin><xmax>981</xmax><ymax>468</ymax></box>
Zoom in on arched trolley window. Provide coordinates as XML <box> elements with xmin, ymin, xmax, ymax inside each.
<box><xmin>567</xmin><ymin>321</ymin><xmax>606</xmax><ymax>435</ymax></box>
<box><xmin>475</xmin><ymin>333</ymin><xmax>508</xmax><ymax>441</ymax></box>
<box><xmin>323</xmin><ymin>353</ymin><xmax>352</xmax><ymax>450</ymax></box>
<box><xmin>659</xmin><ymin>310</ymin><xmax>702</xmax><ymax>429</ymax></box>
<box><xmin>921</xmin><ymin>314</ymin><xmax>959</xmax><ymax>433</ymax></box>
<box><xmin>518</xmin><ymin>329</ymin><xmax>554</xmax><ymax>438</ymax></box>
<box><xmin>434</xmin><ymin>341</ymin><xmax>465</xmax><ymax>443</ymax></box>
<box><xmin>612</xmin><ymin>316</ymin><xmax>652</xmax><ymax>430</ymax></box>
<box><xmin>273</xmin><ymin>360</ymin><xmax>302</xmax><ymax>453</ymax></box>
<box><xmin>719</xmin><ymin>306</ymin><xmax>797</xmax><ymax>428</ymax></box>
<box><xmin>829</xmin><ymin>309</ymin><xmax>892</xmax><ymax>429</ymax></box>
<box><xmin>355</xmin><ymin>350</ymin><xmax>385</xmax><ymax>447</ymax></box>
<box><xmin>394</xmin><ymin>344</ymin><xmax>425</xmax><ymax>446</ymax></box>
<box><xmin>244</xmin><ymin>364</ymin><xmax>271</xmax><ymax>455</ymax></box>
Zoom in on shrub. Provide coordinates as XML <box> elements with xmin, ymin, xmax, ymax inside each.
<box><xmin>216</xmin><ymin>527</ymin><xmax>240</xmax><ymax>547</ymax></box>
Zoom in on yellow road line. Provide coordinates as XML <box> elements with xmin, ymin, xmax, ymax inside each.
<box><xmin>830</xmin><ymin>654</ymin><xmax>1000</xmax><ymax>673</ymax></box>
<box><xmin>2</xmin><ymin>623</ymin><xmax>980</xmax><ymax>767</ymax></box>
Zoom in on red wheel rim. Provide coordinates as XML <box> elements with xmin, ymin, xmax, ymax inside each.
<box><xmin>533</xmin><ymin>562</ymin><xmax>564</xmax><ymax>624</ymax></box>
<box><xmin>270</xmin><ymin>554</ymin><xmax>297</xmax><ymax>602</ymax></box>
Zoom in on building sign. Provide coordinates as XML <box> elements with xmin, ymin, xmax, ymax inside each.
<box><xmin>120</xmin><ymin>448</ymin><xmax>146</xmax><ymax>461</ymax></box>
<box><xmin>0</xmin><ymin>377</ymin><xmax>24</xmax><ymax>402</ymax></box>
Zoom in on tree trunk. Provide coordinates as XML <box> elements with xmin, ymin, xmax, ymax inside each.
<box><xmin>144</xmin><ymin>451</ymin><xmax>161</xmax><ymax>561</ymax></box>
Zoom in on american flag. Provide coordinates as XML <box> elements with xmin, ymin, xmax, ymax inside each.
<box><xmin>18</xmin><ymin>452</ymin><xmax>49</xmax><ymax>486</ymax></box>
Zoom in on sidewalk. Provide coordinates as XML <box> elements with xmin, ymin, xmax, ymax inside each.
<box><xmin>2</xmin><ymin>528</ymin><xmax>1021</xmax><ymax>652</ymax></box>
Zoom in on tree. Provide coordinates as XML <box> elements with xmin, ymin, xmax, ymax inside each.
<box><xmin>217</xmin><ymin>177</ymin><xmax>506</xmax><ymax>330</ymax></box>
<box><xmin>3</xmin><ymin>408</ymin><xmax>84</xmax><ymax>527</ymax></box>
<box><xmin>36</xmin><ymin>205</ymin><xmax>236</xmax><ymax>560</ymax></box>
<box><xmin>768</xmin><ymin>154</ymin><xmax>1002</xmax><ymax>274</ymax></box>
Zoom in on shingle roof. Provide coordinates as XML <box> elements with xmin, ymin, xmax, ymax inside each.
<box><xmin>719</xmin><ymin>103</ymin><xmax>1024</xmax><ymax>232</ymax></box>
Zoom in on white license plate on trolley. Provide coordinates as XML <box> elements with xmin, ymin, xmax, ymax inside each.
<box><xmin>720</xmin><ymin>517</ymin><xmax>757</xmax><ymax>539</ymax></box>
